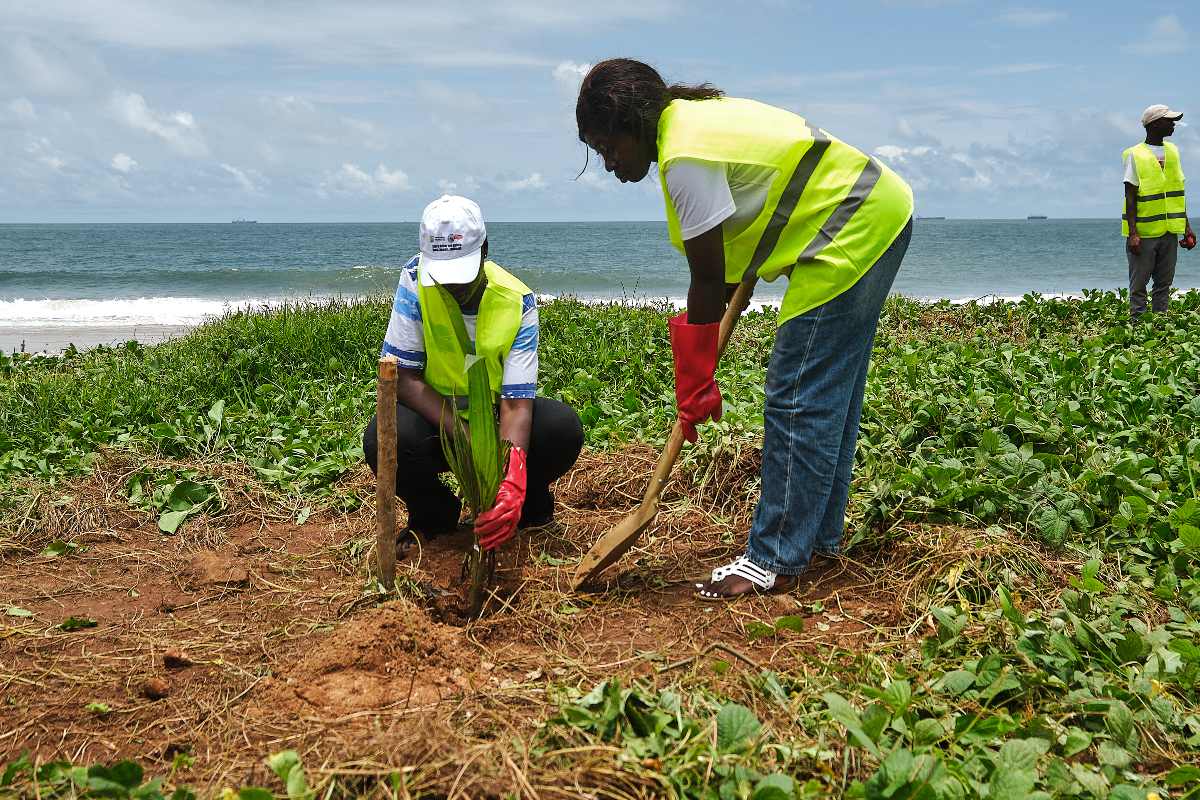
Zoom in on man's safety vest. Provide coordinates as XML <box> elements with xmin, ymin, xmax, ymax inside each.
<box><xmin>1122</xmin><ymin>142</ymin><xmax>1187</xmax><ymax>238</ymax></box>
<box><xmin>657</xmin><ymin>97</ymin><xmax>913</xmax><ymax>325</ymax></box>
<box><xmin>417</xmin><ymin>260</ymin><xmax>530</xmax><ymax>401</ymax></box>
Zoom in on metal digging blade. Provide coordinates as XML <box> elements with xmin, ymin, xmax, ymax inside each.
<box><xmin>571</xmin><ymin>280</ymin><xmax>755</xmax><ymax>591</ymax></box>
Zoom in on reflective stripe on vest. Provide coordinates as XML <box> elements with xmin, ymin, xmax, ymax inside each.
<box><xmin>657</xmin><ymin>98</ymin><xmax>913</xmax><ymax>325</ymax></box>
<box><xmin>417</xmin><ymin>260</ymin><xmax>530</xmax><ymax>401</ymax></box>
<box><xmin>1122</xmin><ymin>142</ymin><xmax>1187</xmax><ymax>237</ymax></box>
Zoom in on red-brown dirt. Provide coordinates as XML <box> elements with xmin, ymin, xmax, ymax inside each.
<box><xmin>0</xmin><ymin>446</ymin><xmax>1064</xmax><ymax>796</ymax></box>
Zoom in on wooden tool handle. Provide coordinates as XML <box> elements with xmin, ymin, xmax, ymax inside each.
<box><xmin>638</xmin><ymin>281</ymin><xmax>756</xmax><ymax>507</ymax></box>
<box><xmin>375</xmin><ymin>356</ymin><xmax>399</xmax><ymax>589</ymax></box>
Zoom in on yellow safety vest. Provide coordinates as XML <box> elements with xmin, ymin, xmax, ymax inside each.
<box><xmin>417</xmin><ymin>260</ymin><xmax>530</xmax><ymax>401</ymax></box>
<box><xmin>657</xmin><ymin>98</ymin><xmax>913</xmax><ymax>325</ymax></box>
<box><xmin>1122</xmin><ymin>142</ymin><xmax>1187</xmax><ymax>237</ymax></box>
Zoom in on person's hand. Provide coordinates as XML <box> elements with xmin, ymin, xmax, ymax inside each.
<box><xmin>668</xmin><ymin>311</ymin><xmax>723</xmax><ymax>443</ymax></box>
<box><xmin>1128</xmin><ymin>233</ymin><xmax>1142</xmax><ymax>255</ymax></box>
<box><xmin>475</xmin><ymin>446</ymin><xmax>527</xmax><ymax>550</ymax></box>
<box><xmin>1183</xmin><ymin>229</ymin><xmax>1197</xmax><ymax>250</ymax></box>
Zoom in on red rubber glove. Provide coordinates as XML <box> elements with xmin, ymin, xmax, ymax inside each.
<box><xmin>1182</xmin><ymin>231</ymin><xmax>1197</xmax><ymax>250</ymax></box>
<box><xmin>475</xmin><ymin>446</ymin><xmax>527</xmax><ymax>551</ymax></box>
<box><xmin>668</xmin><ymin>311</ymin><xmax>723</xmax><ymax>443</ymax></box>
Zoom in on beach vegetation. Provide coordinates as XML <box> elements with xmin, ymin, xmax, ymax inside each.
<box><xmin>1</xmin><ymin>289</ymin><xmax>1199</xmax><ymax>796</ymax></box>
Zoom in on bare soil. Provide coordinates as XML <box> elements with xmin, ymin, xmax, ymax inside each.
<box><xmin>0</xmin><ymin>445</ymin><xmax>1072</xmax><ymax>797</ymax></box>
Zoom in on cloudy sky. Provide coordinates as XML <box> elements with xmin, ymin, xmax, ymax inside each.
<box><xmin>1</xmin><ymin>0</ymin><xmax>1195</xmax><ymax>222</ymax></box>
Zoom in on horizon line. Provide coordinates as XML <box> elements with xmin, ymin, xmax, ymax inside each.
<box><xmin>0</xmin><ymin>217</ymin><xmax>1116</xmax><ymax>225</ymax></box>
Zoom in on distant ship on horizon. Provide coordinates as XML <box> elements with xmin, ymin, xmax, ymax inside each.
<box><xmin>917</xmin><ymin>215</ymin><xmax>947</xmax><ymax>220</ymax></box>
<box><xmin>232</xmin><ymin>218</ymin><xmax>257</xmax><ymax>224</ymax></box>
<box><xmin>1027</xmin><ymin>215</ymin><xmax>1048</xmax><ymax>220</ymax></box>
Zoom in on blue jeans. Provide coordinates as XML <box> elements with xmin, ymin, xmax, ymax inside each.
<box><xmin>747</xmin><ymin>220</ymin><xmax>911</xmax><ymax>575</ymax></box>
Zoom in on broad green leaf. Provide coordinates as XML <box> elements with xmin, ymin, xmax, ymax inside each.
<box><xmin>715</xmin><ymin>703</ymin><xmax>760</xmax><ymax>752</ymax></box>
<box><xmin>5</xmin><ymin>606</ymin><xmax>33</xmax><ymax>618</ymax></box>
<box><xmin>238</xmin><ymin>789</ymin><xmax>274</xmax><ymax>800</ymax></box>
<box><xmin>41</xmin><ymin>539</ymin><xmax>78</xmax><ymax>557</ymax></box>
<box><xmin>881</xmin><ymin>679</ymin><xmax>913</xmax><ymax>714</ymax></box>
<box><xmin>267</xmin><ymin>750</ymin><xmax>310</xmax><ymax>800</ymax></box>
<box><xmin>912</xmin><ymin>718</ymin><xmax>944</xmax><ymax>747</ymax></box>
<box><xmin>752</xmin><ymin>774</ymin><xmax>793</xmax><ymax>800</ymax></box>
<box><xmin>1166</xmin><ymin>765</ymin><xmax>1200</xmax><ymax>785</ymax></box>
<box><xmin>1096</xmin><ymin>741</ymin><xmax>1131</xmax><ymax>768</ymax></box>
<box><xmin>1114</xmin><ymin>631</ymin><xmax>1147</xmax><ymax>663</ymax></box>
<box><xmin>1104</xmin><ymin>700</ymin><xmax>1136</xmax><ymax>749</ymax></box>
<box><xmin>166</xmin><ymin>481</ymin><xmax>212</xmax><ymax>512</ymax></box>
<box><xmin>773</xmin><ymin>615</ymin><xmax>805</xmax><ymax>633</ymax></box>
<box><xmin>823</xmin><ymin>692</ymin><xmax>881</xmax><ymax>758</ymax></box>
<box><xmin>1178</xmin><ymin>524</ymin><xmax>1200</xmax><ymax>553</ymax></box>
<box><xmin>939</xmin><ymin>670</ymin><xmax>976</xmax><ymax>695</ymax></box>
<box><xmin>207</xmin><ymin>399</ymin><xmax>225</xmax><ymax>426</ymax></box>
<box><xmin>1061</xmin><ymin>727</ymin><xmax>1091</xmax><ymax>756</ymax></box>
<box><xmin>1069</xmin><ymin>764</ymin><xmax>1108</xmax><ymax>797</ymax></box>
<box><xmin>997</xmin><ymin>738</ymin><xmax>1049</xmax><ymax>770</ymax></box>
<box><xmin>158</xmin><ymin>509</ymin><xmax>189</xmax><ymax>534</ymax></box>
<box><xmin>87</xmin><ymin>761</ymin><xmax>143</xmax><ymax>790</ymax></box>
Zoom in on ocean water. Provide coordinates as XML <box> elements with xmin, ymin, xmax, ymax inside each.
<box><xmin>0</xmin><ymin>219</ymin><xmax>1192</xmax><ymax>330</ymax></box>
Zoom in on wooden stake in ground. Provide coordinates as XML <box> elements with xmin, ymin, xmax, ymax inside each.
<box><xmin>571</xmin><ymin>280</ymin><xmax>756</xmax><ymax>590</ymax></box>
<box><xmin>376</xmin><ymin>355</ymin><xmax>399</xmax><ymax>589</ymax></box>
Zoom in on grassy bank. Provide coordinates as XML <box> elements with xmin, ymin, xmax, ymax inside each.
<box><xmin>2</xmin><ymin>291</ymin><xmax>1199</xmax><ymax>798</ymax></box>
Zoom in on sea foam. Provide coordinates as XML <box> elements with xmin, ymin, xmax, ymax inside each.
<box><xmin>0</xmin><ymin>297</ymin><xmax>280</xmax><ymax>327</ymax></box>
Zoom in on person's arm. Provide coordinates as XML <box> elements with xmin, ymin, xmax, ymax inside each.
<box><xmin>395</xmin><ymin>369</ymin><xmax>459</xmax><ymax>434</ymax></box>
<box><xmin>1125</xmin><ymin>182</ymin><xmax>1141</xmax><ymax>254</ymax></box>
<box><xmin>682</xmin><ymin>223</ymin><xmax>727</xmax><ymax>324</ymax></box>
<box><xmin>498</xmin><ymin>398</ymin><xmax>532</xmax><ymax>451</ymax></box>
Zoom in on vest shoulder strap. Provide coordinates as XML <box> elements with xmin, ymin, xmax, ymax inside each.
<box><xmin>482</xmin><ymin>260</ymin><xmax>532</xmax><ymax>298</ymax></box>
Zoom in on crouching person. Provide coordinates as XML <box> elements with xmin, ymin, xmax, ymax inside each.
<box><xmin>363</xmin><ymin>195</ymin><xmax>583</xmax><ymax>551</ymax></box>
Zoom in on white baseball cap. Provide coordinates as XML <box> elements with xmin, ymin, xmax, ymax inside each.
<box><xmin>1141</xmin><ymin>104</ymin><xmax>1183</xmax><ymax>126</ymax></box>
<box><xmin>417</xmin><ymin>194</ymin><xmax>487</xmax><ymax>287</ymax></box>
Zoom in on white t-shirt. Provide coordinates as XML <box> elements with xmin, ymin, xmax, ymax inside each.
<box><xmin>664</xmin><ymin>159</ymin><xmax>778</xmax><ymax>240</ymax></box>
<box><xmin>1123</xmin><ymin>144</ymin><xmax>1165</xmax><ymax>187</ymax></box>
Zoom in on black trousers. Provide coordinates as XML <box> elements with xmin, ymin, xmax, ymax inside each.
<box><xmin>363</xmin><ymin>397</ymin><xmax>584</xmax><ymax>534</ymax></box>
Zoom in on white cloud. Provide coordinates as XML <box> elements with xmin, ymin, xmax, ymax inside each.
<box><xmin>342</xmin><ymin>117</ymin><xmax>389</xmax><ymax>150</ymax></box>
<box><xmin>265</xmin><ymin>94</ymin><xmax>317</xmax><ymax>116</ymax></box>
<box><xmin>2</xmin><ymin>38</ymin><xmax>89</xmax><ymax>96</ymax></box>
<box><xmin>25</xmin><ymin>137</ymin><xmax>67</xmax><ymax>172</ymax></box>
<box><xmin>574</xmin><ymin>170</ymin><xmax>615</xmax><ymax>192</ymax></box>
<box><xmin>8</xmin><ymin>97</ymin><xmax>37</xmax><ymax>121</ymax></box>
<box><xmin>992</xmin><ymin>8</ymin><xmax>1066</xmax><ymax>27</ymax></box>
<box><xmin>220</xmin><ymin>163</ymin><xmax>262</xmax><ymax>193</ymax></box>
<box><xmin>974</xmin><ymin>63</ymin><xmax>1060</xmax><ymax>76</ymax></box>
<box><xmin>500</xmin><ymin>172</ymin><xmax>547</xmax><ymax>192</ymax></box>
<box><xmin>111</xmin><ymin>152</ymin><xmax>137</xmax><ymax>172</ymax></box>
<box><xmin>320</xmin><ymin>162</ymin><xmax>411</xmax><ymax>197</ymax></box>
<box><xmin>438</xmin><ymin>176</ymin><xmax>481</xmax><ymax>196</ymax></box>
<box><xmin>112</xmin><ymin>92</ymin><xmax>208</xmax><ymax>156</ymax></box>
<box><xmin>553</xmin><ymin>61</ymin><xmax>591</xmax><ymax>89</ymax></box>
<box><xmin>1123</xmin><ymin>14</ymin><xmax>1188</xmax><ymax>56</ymax></box>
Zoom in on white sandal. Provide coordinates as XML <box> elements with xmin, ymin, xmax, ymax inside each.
<box><xmin>694</xmin><ymin>555</ymin><xmax>796</xmax><ymax>600</ymax></box>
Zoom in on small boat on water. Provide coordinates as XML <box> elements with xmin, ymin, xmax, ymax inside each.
<box><xmin>1027</xmin><ymin>215</ymin><xmax>1048</xmax><ymax>220</ymax></box>
<box><xmin>232</xmin><ymin>218</ymin><xmax>257</xmax><ymax>224</ymax></box>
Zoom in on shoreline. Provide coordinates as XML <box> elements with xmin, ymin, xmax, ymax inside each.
<box><xmin>0</xmin><ymin>324</ymin><xmax>193</xmax><ymax>355</ymax></box>
<box><xmin>1</xmin><ymin>288</ymin><xmax>1187</xmax><ymax>355</ymax></box>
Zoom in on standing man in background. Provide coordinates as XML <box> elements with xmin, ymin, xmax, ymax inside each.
<box><xmin>1123</xmin><ymin>104</ymin><xmax>1196</xmax><ymax>319</ymax></box>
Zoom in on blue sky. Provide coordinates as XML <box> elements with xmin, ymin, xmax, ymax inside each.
<box><xmin>0</xmin><ymin>0</ymin><xmax>1195</xmax><ymax>222</ymax></box>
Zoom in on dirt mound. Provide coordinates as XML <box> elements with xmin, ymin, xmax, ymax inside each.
<box><xmin>250</xmin><ymin>602</ymin><xmax>476</xmax><ymax>719</ymax></box>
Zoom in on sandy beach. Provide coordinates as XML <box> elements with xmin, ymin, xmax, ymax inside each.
<box><xmin>0</xmin><ymin>324</ymin><xmax>193</xmax><ymax>354</ymax></box>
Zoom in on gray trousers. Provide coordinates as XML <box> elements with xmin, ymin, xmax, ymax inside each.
<box><xmin>1126</xmin><ymin>233</ymin><xmax>1178</xmax><ymax>317</ymax></box>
